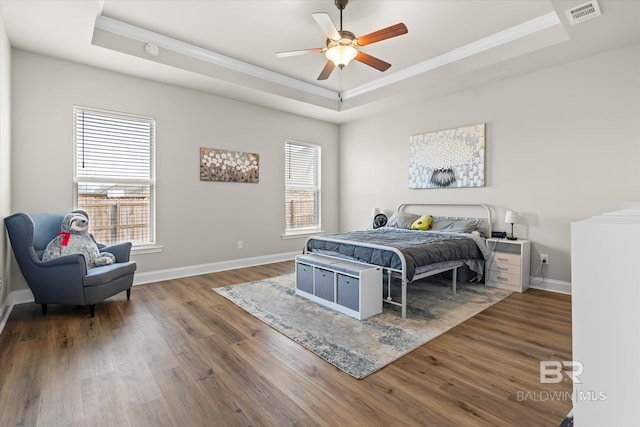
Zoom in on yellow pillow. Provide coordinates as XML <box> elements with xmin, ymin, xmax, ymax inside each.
<box><xmin>411</xmin><ymin>215</ymin><xmax>432</xmax><ymax>231</ymax></box>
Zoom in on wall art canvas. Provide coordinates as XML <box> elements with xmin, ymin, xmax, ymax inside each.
<box><xmin>200</xmin><ymin>147</ymin><xmax>259</xmax><ymax>183</ymax></box>
<box><xmin>409</xmin><ymin>123</ymin><xmax>485</xmax><ymax>188</ymax></box>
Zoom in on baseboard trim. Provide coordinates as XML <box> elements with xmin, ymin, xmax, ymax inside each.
<box><xmin>529</xmin><ymin>276</ymin><xmax>572</xmax><ymax>295</ymax></box>
<box><xmin>133</xmin><ymin>251</ymin><xmax>299</xmax><ymax>285</ymax></box>
<box><xmin>9</xmin><ymin>288</ymin><xmax>34</xmax><ymax>304</ymax></box>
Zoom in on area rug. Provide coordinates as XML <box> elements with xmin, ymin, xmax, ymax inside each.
<box><xmin>213</xmin><ymin>274</ymin><xmax>511</xmax><ymax>379</ymax></box>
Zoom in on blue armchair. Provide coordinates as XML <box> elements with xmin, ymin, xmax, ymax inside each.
<box><xmin>4</xmin><ymin>212</ymin><xmax>137</xmax><ymax>317</ymax></box>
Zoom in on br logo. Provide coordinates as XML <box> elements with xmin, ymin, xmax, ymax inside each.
<box><xmin>540</xmin><ymin>361</ymin><xmax>584</xmax><ymax>384</ymax></box>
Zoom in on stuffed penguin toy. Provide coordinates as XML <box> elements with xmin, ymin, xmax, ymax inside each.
<box><xmin>43</xmin><ymin>210</ymin><xmax>116</xmax><ymax>268</ymax></box>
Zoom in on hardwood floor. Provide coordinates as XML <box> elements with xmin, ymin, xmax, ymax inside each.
<box><xmin>0</xmin><ymin>261</ymin><xmax>572</xmax><ymax>426</ymax></box>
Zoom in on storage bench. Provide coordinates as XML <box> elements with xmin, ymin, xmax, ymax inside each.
<box><xmin>295</xmin><ymin>254</ymin><xmax>382</xmax><ymax>320</ymax></box>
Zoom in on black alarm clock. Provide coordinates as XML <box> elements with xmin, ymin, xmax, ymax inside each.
<box><xmin>373</xmin><ymin>213</ymin><xmax>388</xmax><ymax>229</ymax></box>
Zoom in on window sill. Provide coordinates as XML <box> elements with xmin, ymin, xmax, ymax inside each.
<box><xmin>131</xmin><ymin>244</ymin><xmax>164</xmax><ymax>255</ymax></box>
<box><xmin>281</xmin><ymin>230</ymin><xmax>325</xmax><ymax>240</ymax></box>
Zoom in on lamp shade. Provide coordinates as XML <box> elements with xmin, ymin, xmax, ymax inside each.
<box><xmin>504</xmin><ymin>210</ymin><xmax>517</xmax><ymax>224</ymax></box>
<box><xmin>325</xmin><ymin>45</ymin><xmax>357</xmax><ymax>67</ymax></box>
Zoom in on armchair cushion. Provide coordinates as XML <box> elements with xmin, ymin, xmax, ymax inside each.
<box><xmin>84</xmin><ymin>261</ymin><xmax>136</xmax><ymax>287</ymax></box>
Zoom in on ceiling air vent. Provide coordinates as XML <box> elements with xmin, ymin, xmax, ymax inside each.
<box><xmin>565</xmin><ymin>1</ymin><xmax>602</xmax><ymax>25</ymax></box>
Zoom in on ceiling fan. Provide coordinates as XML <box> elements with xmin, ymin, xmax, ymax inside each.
<box><xmin>275</xmin><ymin>0</ymin><xmax>408</xmax><ymax>80</ymax></box>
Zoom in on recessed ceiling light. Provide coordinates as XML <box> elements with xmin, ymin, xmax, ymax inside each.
<box><xmin>144</xmin><ymin>43</ymin><xmax>159</xmax><ymax>57</ymax></box>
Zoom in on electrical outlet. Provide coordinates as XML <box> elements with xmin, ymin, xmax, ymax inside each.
<box><xmin>540</xmin><ymin>254</ymin><xmax>549</xmax><ymax>264</ymax></box>
<box><xmin>237</xmin><ymin>240</ymin><xmax>243</xmax><ymax>249</ymax></box>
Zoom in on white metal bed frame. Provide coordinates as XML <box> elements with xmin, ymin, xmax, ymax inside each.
<box><xmin>303</xmin><ymin>203</ymin><xmax>492</xmax><ymax>318</ymax></box>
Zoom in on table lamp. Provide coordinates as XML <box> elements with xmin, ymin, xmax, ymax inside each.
<box><xmin>505</xmin><ymin>210</ymin><xmax>518</xmax><ymax>240</ymax></box>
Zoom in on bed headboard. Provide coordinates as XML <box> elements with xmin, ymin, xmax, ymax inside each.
<box><xmin>396</xmin><ymin>203</ymin><xmax>493</xmax><ymax>236</ymax></box>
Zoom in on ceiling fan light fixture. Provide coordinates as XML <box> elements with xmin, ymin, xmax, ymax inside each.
<box><xmin>325</xmin><ymin>31</ymin><xmax>357</xmax><ymax>68</ymax></box>
<box><xmin>277</xmin><ymin>1</ymin><xmax>407</xmax><ymax>80</ymax></box>
<box><xmin>325</xmin><ymin>44</ymin><xmax>357</xmax><ymax>68</ymax></box>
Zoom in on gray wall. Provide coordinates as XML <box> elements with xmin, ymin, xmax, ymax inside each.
<box><xmin>339</xmin><ymin>44</ymin><xmax>640</xmax><ymax>284</ymax></box>
<box><xmin>9</xmin><ymin>50</ymin><xmax>339</xmax><ymax>291</ymax></box>
<box><xmin>0</xmin><ymin>11</ymin><xmax>11</xmax><ymax>309</ymax></box>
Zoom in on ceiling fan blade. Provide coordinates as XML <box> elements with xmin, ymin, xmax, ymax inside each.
<box><xmin>356</xmin><ymin>23</ymin><xmax>408</xmax><ymax>46</ymax></box>
<box><xmin>354</xmin><ymin>51</ymin><xmax>391</xmax><ymax>72</ymax></box>
<box><xmin>317</xmin><ymin>61</ymin><xmax>335</xmax><ymax>80</ymax></box>
<box><xmin>275</xmin><ymin>48</ymin><xmax>324</xmax><ymax>58</ymax></box>
<box><xmin>312</xmin><ymin>12</ymin><xmax>341</xmax><ymax>41</ymax></box>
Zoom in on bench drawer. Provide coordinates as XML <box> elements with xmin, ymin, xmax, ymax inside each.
<box><xmin>296</xmin><ymin>262</ymin><xmax>314</xmax><ymax>294</ymax></box>
<box><xmin>337</xmin><ymin>273</ymin><xmax>359</xmax><ymax>311</ymax></box>
<box><xmin>314</xmin><ymin>267</ymin><xmax>335</xmax><ymax>302</ymax></box>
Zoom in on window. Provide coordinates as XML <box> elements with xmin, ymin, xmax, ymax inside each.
<box><xmin>285</xmin><ymin>141</ymin><xmax>321</xmax><ymax>234</ymax></box>
<box><xmin>73</xmin><ymin>107</ymin><xmax>155</xmax><ymax>246</ymax></box>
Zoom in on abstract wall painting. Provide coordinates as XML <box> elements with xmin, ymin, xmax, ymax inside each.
<box><xmin>409</xmin><ymin>123</ymin><xmax>485</xmax><ymax>188</ymax></box>
<box><xmin>200</xmin><ymin>147</ymin><xmax>259</xmax><ymax>183</ymax></box>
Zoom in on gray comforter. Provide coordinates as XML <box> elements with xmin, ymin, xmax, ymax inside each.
<box><xmin>306</xmin><ymin>227</ymin><xmax>485</xmax><ymax>282</ymax></box>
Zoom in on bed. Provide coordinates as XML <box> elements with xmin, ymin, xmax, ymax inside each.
<box><xmin>303</xmin><ymin>203</ymin><xmax>492</xmax><ymax>318</ymax></box>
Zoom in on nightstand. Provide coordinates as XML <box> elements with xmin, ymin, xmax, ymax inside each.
<box><xmin>485</xmin><ymin>238</ymin><xmax>531</xmax><ymax>292</ymax></box>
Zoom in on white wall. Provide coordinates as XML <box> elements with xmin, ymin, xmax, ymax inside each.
<box><xmin>9</xmin><ymin>50</ymin><xmax>339</xmax><ymax>291</ymax></box>
<box><xmin>339</xmin><ymin>44</ymin><xmax>640</xmax><ymax>284</ymax></box>
<box><xmin>0</xmin><ymin>12</ymin><xmax>12</xmax><ymax>310</ymax></box>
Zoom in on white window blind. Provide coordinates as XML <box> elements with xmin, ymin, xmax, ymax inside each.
<box><xmin>285</xmin><ymin>141</ymin><xmax>320</xmax><ymax>233</ymax></box>
<box><xmin>74</xmin><ymin>107</ymin><xmax>155</xmax><ymax>246</ymax></box>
